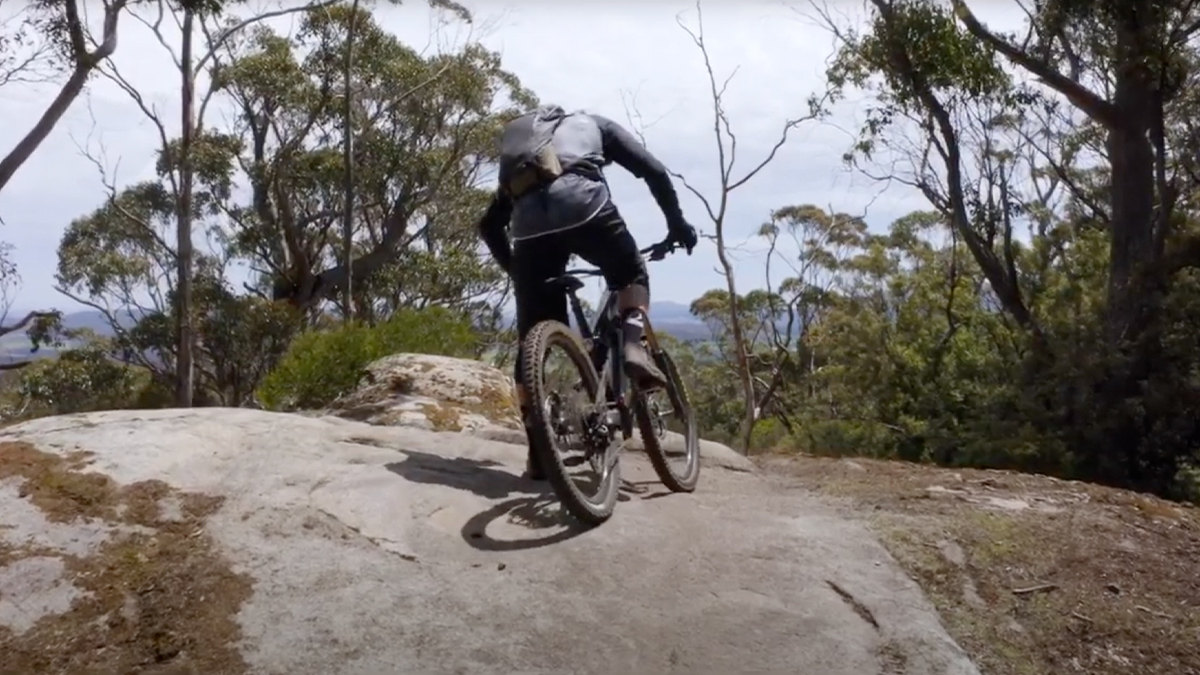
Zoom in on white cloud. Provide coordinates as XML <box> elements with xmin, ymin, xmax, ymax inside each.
<box><xmin>0</xmin><ymin>0</ymin><xmax>1025</xmax><ymax>315</ymax></box>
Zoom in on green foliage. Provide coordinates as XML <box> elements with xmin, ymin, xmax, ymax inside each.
<box><xmin>50</xmin><ymin>2</ymin><xmax>512</xmax><ymax>409</ymax></box>
<box><xmin>24</xmin><ymin>311</ymin><xmax>65</xmax><ymax>353</ymax></box>
<box><xmin>824</xmin><ymin>0</ymin><xmax>1013</xmax><ymax>161</ymax></box>
<box><xmin>210</xmin><ymin>6</ymin><xmax>530</xmax><ymax>309</ymax></box>
<box><xmin>256</xmin><ymin>306</ymin><xmax>478</xmax><ymax>411</ymax></box>
<box><xmin>194</xmin><ymin>281</ymin><xmax>302</xmax><ymax>406</ymax></box>
<box><xmin>827</xmin><ymin>0</ymin><xmax>1008</xmax><ymax>105</ymax></box>
<box><xmin>774</xmin><ymin>0</ymin><xmax>1200</xmax><ymax>503</ymax></box>
<box><xmin>675</xmin><ymin>198</ymin><xmax>1200</xmax><ymax>502</ymax></box>
<box><xmin>656</xmin><ymin>335</ymin><xmax>743</xmax><ymax>445</ymax></box>
<box><xmin>17</xmin><ymin>341</ymin><xmax>141</xmax><ymax>416</ymax></box>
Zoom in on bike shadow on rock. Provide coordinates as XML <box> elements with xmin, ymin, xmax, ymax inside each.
<box><xmin>385</xmin><ymin>449</ymin><xmax>544</xmax><ymax>501</ymax></box>
<box><xmin>385</xmin><ymin>449</ymin><xmax>644</xmax><ymax>551</ymax></box>
<box><xmin>384</xmin><ymin>449</ymin><xmax>583</xmax><ymax>550</ymax></box>
<box><xmin>460</xmin><ymin>497</ymin><xmax>587</xmax><ymax>551</ymax></box>
<box><xmin>458</xmin><ymin>480</ymin><xmax>649</xmax><ymax>551</ymax></box>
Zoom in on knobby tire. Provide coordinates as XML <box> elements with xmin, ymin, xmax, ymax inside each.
<box><xmin>634</xmin><ymin>348</ymin><xmax>700</xmax><ymax>493</ymax></box>
<box><xmin>521</xmin><ymin>320</ymin><xmax>619</xmax><ymax>526</ymax></box>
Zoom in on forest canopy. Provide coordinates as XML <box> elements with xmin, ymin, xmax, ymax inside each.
<box><xmin>1</xmin><ymin>0</ymin><xmax>1198</xmax><ymax>502</ymax></box>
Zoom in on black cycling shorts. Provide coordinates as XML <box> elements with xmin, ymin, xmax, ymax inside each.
<box><xmin>510</xmin><ymin>200</ymin><xmax>648</xmax><ymax>383</ymax></box>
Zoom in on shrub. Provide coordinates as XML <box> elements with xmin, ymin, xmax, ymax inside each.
<box><xmin>17</xmin><ymin>342</ymin><xmax>142</xmax><ymax>416</ymax></box>
<box><xmin>256</xmin><ymin>306</ymin><xmax>478</xmax><ymax>411</ymax></box>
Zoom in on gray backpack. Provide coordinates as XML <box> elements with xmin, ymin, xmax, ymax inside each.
<box><xmin>497</xmin><ymin>105</ymin><xmax>570</xmax><ymax>198</ymax></box>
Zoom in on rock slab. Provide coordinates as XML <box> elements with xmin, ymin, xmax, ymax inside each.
<box><xmin>1</xmin><ymin>408</ymin><xmax>979</xmax><ymax>674</ymax></box>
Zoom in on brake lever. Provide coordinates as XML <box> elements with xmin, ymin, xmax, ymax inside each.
<box><xmin>646</xmin><ymin>239</ymin><xmax>676</xmax><ymax>262</ymax></box>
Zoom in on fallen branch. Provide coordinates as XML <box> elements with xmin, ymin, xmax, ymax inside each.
<box><xmin>1011</xmin><ymin>583</ymin><xmax>1058</xmax><ymax>596</ymax></box>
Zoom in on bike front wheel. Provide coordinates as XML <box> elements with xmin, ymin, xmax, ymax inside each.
<box><xmin>521</xmin><ymin>319</ymin><xmax>620</xmax><ymax>526</ymax></box>
<box><xmin>633</xmin><ymin>347</ymin><xmax>700</xmax><ymax>493</ymax></box>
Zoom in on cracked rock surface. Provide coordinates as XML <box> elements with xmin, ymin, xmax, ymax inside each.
<box><xmin>1</xmin><ymin>407</ymin><xmax>979</xmax><ymax>674</ymax></box>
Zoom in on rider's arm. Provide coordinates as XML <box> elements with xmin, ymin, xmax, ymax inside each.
<box><xmin>590</xmin><ymin>114</ymin><xmax>687</xmax><ymax>228</ymax></box>
<box><xmin>477</xmin><ymin>189</ymin><xmax>514</xmax><ymax>273</ymax></box>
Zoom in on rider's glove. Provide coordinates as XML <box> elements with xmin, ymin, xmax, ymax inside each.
<box><xmin>668</xmin><ymin>219</ymin><xmax>699</xmax><ymax>254</ymax></box>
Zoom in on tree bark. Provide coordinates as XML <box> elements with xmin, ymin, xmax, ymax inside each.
<box><xmin>175</xmin><ymin>8</ymin><xmax>196</xmax><ymax>407</ymax></box>
<box><xmin>1103</xmin><ymin>26</ymin><xmax>1158</xmax><ymax>344</ymax></box>
<box><xmin>341</xmin><ymin>0</ymin><xmax>360</xmax><ymax>322</ymax></box>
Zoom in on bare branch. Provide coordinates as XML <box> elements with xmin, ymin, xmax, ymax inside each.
<box><xmin>130</xmin><ymin>0</ymin><xmax>182</xmax><ymax>69</ymax></box>
<box><xmin>0</xmin><ymin>10</ymin><xmax>54</xmax><ymax>89</ymax></box>
<box><xmin>69</xmin><ymin>109</ymin><xmax>177</xmax><ymax>257</ymax></box>
<box><xmin>728</xmin><ymin>105</ymin><xmax>824</xmax><ymax>192</ymax></box>
<box><xmin>670</xmin><ymin>0</ymin><xmax>828</xmax><ymax>452</ymax></box>
<box><xmin>951</xmin><ymin>0</ymin><xmax>1118</xmax><ymax>127</ymax></box>
<box><xmin>96</xmin><ymin>59</ymin><xmax>179</xmax><ymax>195</ymax></box>
<box><xmin>195</xmin><ymin>0</ymin><xmax>342</xmax><ymax>74</ymax></box>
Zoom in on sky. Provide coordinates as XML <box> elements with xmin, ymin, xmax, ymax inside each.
<box><xmin>0</xmin><ymin>0</ymin><xmax>1025</xmax><ymax>316</ymax></box>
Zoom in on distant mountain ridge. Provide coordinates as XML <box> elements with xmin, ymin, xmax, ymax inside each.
<box><xmin>0</xmin><ymin>303</ymin><xmax>713</xmax><ymax>366</ymax></box>
<box><xmin>512</xmin><ymin>299</ymin><xmax>712</xmax><ymax>342</ymax></box>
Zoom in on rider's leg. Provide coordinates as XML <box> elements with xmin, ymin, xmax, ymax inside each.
<box><xmin>566</xmin><ymin>201</ymin><xmax>667</xmax><ymax>389</ymax></box>
<box><xmin>511</xmin><ymin>233</ymin><xmax>571</xmax><ymax>480</ymax></box>
<box><xmin>614</xmin><ymin>289</ymin><xmax>668</xmax><ymax>389</ymax></box>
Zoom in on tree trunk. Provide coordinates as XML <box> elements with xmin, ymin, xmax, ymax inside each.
<box><xmin>341</xmin><ymin>0</ymin><xmax>360</xmax><ymax>322</ymax></box>
<box><xmin>713</xmin><ymin>240</ymin><xmax>756</xmax><ymax>454</ymax></box>
<box><xmin>1104</xmin><ymin>63</ymin><xmax>1157</xmax><ymax>344</ymax></box>
<box><xmin>0</xmin><ymin>66</ymin><xmax>91</xmax><ymax>193</ymax></box>
<box><xmin>175</xmin><ymin>9</ymin><xmax>196</xmax><ymax>407</ymax></box>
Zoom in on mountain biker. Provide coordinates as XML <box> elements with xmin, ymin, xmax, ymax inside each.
<box><xmin>476</xmin><ymin>103</ymin><xmax>699</xmax><ymax>481</ymax></box>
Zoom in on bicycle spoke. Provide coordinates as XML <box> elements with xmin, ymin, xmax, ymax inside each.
<box><xmin>634</xmin><ymin>348</ymin><xmax>701</xmax><ymax>492</ymax></box>
<box><xmin>538</xmin><ymin>333</ymin><xmax>615</xmax><ymax>507</ymax></box>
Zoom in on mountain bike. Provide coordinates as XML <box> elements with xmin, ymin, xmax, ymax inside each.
<box><xmin>519</xmin><ymin>238</ymin><xmax>700</xmax><ymax>526</ymax></box>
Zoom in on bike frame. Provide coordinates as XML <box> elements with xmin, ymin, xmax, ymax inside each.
<box><xmin>558</xmin><ymin>269</ymin><xmax>634</xmax><ymax>438</ymax></box>
<box><xmin>551</xmin><ymin>246</ymin><xmax>669</xmax><ymax>440</ymax></box>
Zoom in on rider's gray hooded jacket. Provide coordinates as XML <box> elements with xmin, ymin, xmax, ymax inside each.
<box><xmin>477</xmin><ymin>104</ymin><xmax>686</xmax><ymax>268</ymax></box>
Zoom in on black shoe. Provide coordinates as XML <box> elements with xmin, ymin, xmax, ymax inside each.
<box><xmin>624</xmin><ymin>341</ymin><xmax>668</xmax><ymax>390</ymax></box>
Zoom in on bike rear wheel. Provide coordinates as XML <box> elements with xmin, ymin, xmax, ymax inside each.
<box><xmin>633</xmin><ymin>347</ymin><xmax>700</xmax><ymax>492</ymax></box>
<box><xmin>521</xmin><ymin>319</ymin><xmax>620</xmax><ymax>525</ymax></box>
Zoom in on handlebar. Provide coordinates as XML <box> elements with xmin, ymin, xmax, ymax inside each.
<box><xmin>639</xmin><ymin>238</ymin><xmax>681</xmax><ymax>262</ymax></box>
<box><xmin>562</xmin><ymin>237</ymin><xmax>680</xmax><ymax>278</ymax></box>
